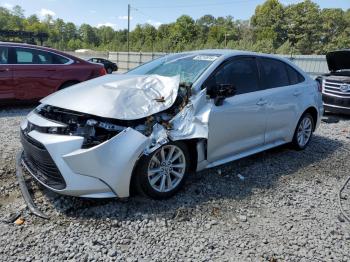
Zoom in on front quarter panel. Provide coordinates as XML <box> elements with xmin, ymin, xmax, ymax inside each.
<box><xmin>63</xmin><ymin>128</ymin><xmax>150</xmax><ymax>198</ymax></box>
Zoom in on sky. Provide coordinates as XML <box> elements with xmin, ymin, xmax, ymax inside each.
<box><xmin>1</xmin><ymin>0</ymin><xmax>349</xmax><ymax>30</ymax></box>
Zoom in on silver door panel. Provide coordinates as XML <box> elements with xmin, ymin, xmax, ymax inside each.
<box><xmin>207</xmin><ymin>91</ymin><xmax>266</xmax><ymax>163</ymax></box>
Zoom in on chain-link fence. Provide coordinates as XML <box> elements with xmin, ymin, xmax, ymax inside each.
<box><xmin>68</xmin><ymin>51</ymin><xmax>329</xmax><ymax>77</ymax></box>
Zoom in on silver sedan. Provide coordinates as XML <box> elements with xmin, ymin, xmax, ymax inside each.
<box><xmin>18</xmin><ymin>50</ymin><xmax>323</xmax><ymax>200</ymax></box>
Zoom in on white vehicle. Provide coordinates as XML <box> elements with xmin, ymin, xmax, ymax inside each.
<box><xmin>18</xmin><ymin>50</ymin><xmax>323</xmax><ymax>201</ymax></box>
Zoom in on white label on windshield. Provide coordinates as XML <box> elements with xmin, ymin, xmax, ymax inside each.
<box><xmin>193</xmin><ymin>55</ymin><xmax>218</xmax><ymax>61</ymax></box>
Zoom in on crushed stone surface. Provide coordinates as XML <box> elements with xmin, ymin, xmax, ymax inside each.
<box><xmin>0</xmin><ymin>107</ymin><xmax>350</xmax><ymax>261</ymax></box>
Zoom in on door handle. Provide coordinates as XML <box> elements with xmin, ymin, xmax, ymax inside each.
<box><xmin>0</xmin><ymin>68</ymin><xmax>9</xmax><ymax>72</ymax></box>
<box><xmin>293</xmin><ymin>90</ymin><xmax>302</xmax><ymax>96</ymax></box>
<box><xmin>256</xmin><ymin>99</ymin><xmax>267</xmax><ymax>106</ymax></box>
<box><xmin>45</xmin><ymin>69</ymin><xmax>56</xmax><ymax>72</ymax></box>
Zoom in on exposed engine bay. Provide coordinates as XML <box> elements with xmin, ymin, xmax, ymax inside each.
<box><xmin>34</xmin><ymin>82</ymin><xmax>193</xmax><ymax>149</ymax></box>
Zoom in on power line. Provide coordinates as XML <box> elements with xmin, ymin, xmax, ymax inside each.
<box><xmin>135</xmin><ymin>0</ymin><xmax>260</xmax><ymax>9</ymax></box>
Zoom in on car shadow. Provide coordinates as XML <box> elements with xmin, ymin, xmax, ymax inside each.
<box><xmin>322</xmin><ymin>112</ymin><xmax>350</xmax><ymax>123</ymax></box>
<box><xmin>33</xmin><ymin>133</ymin><xmax>344</xmax><ymax>222</ymax></box>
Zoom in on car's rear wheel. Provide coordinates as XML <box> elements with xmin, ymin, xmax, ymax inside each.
<box><xmin>135</xmin><ymin>142</ymin><xmax>190</xmax><ymax>199</ymax></box>
<box><xmin>107</xmin><ymin>67</ymin><xmax>113</xmax><ymax>74</ymax></box>
<box><xmin>292</xmin><ymin>113</ymin><xmax>314</xmax><ymax>150</ymax></box>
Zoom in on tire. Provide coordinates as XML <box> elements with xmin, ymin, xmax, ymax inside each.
<box><xmin>291</xmin><ymin>113</ymin><xmax>315</xmax><ymax>150</ymax></box>
<box><xmin>106</xmin><ymin>67</ymin><xmax>113</xmax><ymax>74</ymax></box>
<box><xmin>134</xmin><ymin>141</ymin><xmax>190</xmax><ymax>199</ymax></box>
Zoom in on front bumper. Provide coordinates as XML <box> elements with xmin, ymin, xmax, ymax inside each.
<box><xmin>323</xmin><ymin>94</ymin><xmax>350</xmax><ymax>115</ymax></box>
<box><xmin>20</xmin><ymin>112</ymin><xmax>150</xmax><ymax>198</ymax></box>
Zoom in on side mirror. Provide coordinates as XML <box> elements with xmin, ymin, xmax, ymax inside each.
<box><xmin>211</xmin><ymin>84</ymin><xmax>236</xmax><ymax>106</ymax></box>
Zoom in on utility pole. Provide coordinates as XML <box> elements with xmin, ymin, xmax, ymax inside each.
<box><xmin>224</xmin><ymin>33</ymin><xmax>230</xmax><ymax>48</ymax></box>
<box><xmin>127</xmin><ymin>4</ymin><xmax>130</xmax><ymax>53</ymax></box>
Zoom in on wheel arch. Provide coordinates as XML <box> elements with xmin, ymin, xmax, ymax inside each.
<box><xmin>129</xmin><ymin>138</ymin><xmax>201</xmax><ymax>196</ymax></box>
<box><xmin>303</xmin><ymin>106</ymin><xmax>318</xmax><ymax>131</ymax></box>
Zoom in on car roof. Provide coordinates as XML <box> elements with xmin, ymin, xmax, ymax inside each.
<box><xmin>166</xmin><ymin>49</ymin><xmax>298</xmax><ymax>69</ymax></box>
<box><xmin>174</xmin><ymin>49</ymin><xmax>287</xmax><ymax>60</ymax></box>
<box><xmin>0</xmin><ymin>41</ymin><xmax>84</xmax><ymax>62</ymax></box>
<box><xmin>0</xmin><ymin>41</ymin><xmax>57</xmax><ymax>52</ymax></box>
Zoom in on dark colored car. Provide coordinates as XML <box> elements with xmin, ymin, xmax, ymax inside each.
<box><xmin>88</xmin><ymin>58</ymin><xmax>118</xmax><ymax>74</ymax></box>
<box><xmin>317</xmin><ymin>50</ymin><xmax>350</xmax><ymax>114</ymax></box>
<box><xmin>0</xmin><ymin>42</ymin><xmax>106</xmax><ymax>102</ymax></box>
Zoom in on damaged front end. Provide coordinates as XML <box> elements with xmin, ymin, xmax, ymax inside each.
<box><xmin>33</xmin><ymin>80</ymin><xmax>194</xmax><ymax>151</ymax></box>
<box><xmin>17</xmin><ymin>73</ymin><xmax>212</xmax><ymax>218</ymax></box>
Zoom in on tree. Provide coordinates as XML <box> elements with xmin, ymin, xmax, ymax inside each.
<box><xmin>251</xmin><ymin>0</ymin><xmax>286</xmax><ymax>48</ymax></box>
<box><xmin>65</xmin><ymin>22</ymin><xmax>77</xmax><ymax>40</ymax></box>
<box><xmin>8</xmin><ymin>5</ymin><xmax>25</xmax><ymax>30</ymax></box>
<box><xmin>79</xmin><ymin>24</ymin><xmax>99</xmax><ymax>47</ymax></box>
<box><xmin>319</xmin><ymin>8</ymin><xmax>349</xmax><ymax>53</ymax></box>
<box><xmin>0</xmin><ymin>1</ymin><xmax>348</xmax><ymax>54</ymax></box>
<box><xmin>169</xmin><ymin>15</ymin><xmax>199</xmax><ymax>51</ymax></box>
<box><xmin>284</xmin><ymin>0</ymin><xmax>322</xmax><ymax>54</ymax></box>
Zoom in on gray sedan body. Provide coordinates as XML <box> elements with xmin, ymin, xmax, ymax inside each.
<box><xmin>19</xmin><ymin>50</ymin><xmax>323</xmax><ymax>199</ymax></box>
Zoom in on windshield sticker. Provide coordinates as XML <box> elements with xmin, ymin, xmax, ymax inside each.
<box><xmin>193</xmin><ymin>55</ymin><xmax>218</xmax><ymax>61</ymax></box>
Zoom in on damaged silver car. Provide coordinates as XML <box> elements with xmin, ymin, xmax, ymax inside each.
<box><xmin>18</xmin><ymin>50</ymin><xmax>324</xmax><ymax>200</ymax></box>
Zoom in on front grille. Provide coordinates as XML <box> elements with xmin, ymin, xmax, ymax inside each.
<box><xmin>20</xmin><ymin>130</ymin><xmax>66</xmax><ymax>190</ymax></box>
<box><xmin>323</xmin><ymin>79</ymin><xmax>350</xmax><ymax>98</ymax></box>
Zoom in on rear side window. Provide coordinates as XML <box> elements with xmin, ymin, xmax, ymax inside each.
<box><xmin>207</xmin><ymin>57</ymin><xmax>260</xmax><ymax>95</ymax></box>
<box><xmin>52</xmin><ymin>54</ymin><xmax>69</xmax><ymax>64</ymax></box>
<box><xmin>0</xmin><ymin>46</ymin><xmax>8</xmax><ymax>64</ymax></box>
<box><xmin>259</xmin><ymin>58</ymin><xmax>290</xmax><ymax>89</ymax></box>
<box><xmin>286</xmin><ymin>64</ymin><xmax>305</xmax><ymax>85</ymax></box>
<box><xmin>14</xmin><ymin>47</ymin><xmax>69</xmax><ymax>64</ymax></box>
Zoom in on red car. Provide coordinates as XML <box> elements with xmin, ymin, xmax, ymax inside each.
<box><xmin>0</xmin><ymin>42</ymin><xmax>106</xmax><ymax>102</ymax></box>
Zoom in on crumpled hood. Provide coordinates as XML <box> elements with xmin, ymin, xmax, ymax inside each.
<box><xmin>326</xmin><ymin>50</ymin><xmax>350</xmax><ymax>72</ymax></box>
<box><xmin>41</xmin><ymin>74</ymin><xmax>180</xmax><ymax>120</ymax></box>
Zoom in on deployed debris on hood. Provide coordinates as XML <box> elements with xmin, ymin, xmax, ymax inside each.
<box><xmin>41</xmin><ymin>74</ymin><xmax>181</xmax><ymax>120</ymax></box>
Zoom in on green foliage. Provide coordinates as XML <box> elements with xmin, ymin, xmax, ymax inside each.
<box><xmin>284</xmin><ymin>0</ymin><xmax>322</xmax><ymax>54</ymax></box>
<box><xmin>0</xmin><ymin>1</ymin><xmax>349</xmax><ymax>54</ymax></box>
<box><xmin>251</xmin><ymin>0</ymin><xmax>286</xmax><ymax>48</ymax></box>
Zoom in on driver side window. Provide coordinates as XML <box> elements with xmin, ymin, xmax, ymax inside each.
<box><xmin>207</xmin><ymin>57</ymin><xmax>260</xmax><ymax>95</ymax></box>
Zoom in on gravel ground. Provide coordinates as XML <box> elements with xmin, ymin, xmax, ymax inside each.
<box><xmin>0</xmin><ymin>107</ymin><xmax>350</xmax><ymax>261</ymax></box>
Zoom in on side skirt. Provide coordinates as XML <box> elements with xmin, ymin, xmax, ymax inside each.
<box><xmin>197</xmin><ymin>140</ymin><xmax>287</xmax><ymax>171</ymax></box>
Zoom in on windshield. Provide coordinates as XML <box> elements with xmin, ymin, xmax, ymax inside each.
<box><xmin>127</xmin><ymin>53</ymin><xmax>220</xmax><ymax>83</ymax></box>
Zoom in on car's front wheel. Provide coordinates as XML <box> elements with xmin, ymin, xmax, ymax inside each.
<box><xmin>292</xmin><ymin>113</ymin><xmax>314</xmax><ymax>150</ymax></box>
<box><xmin>135</xmin><ymin>142</ymin><xmax>190</xmax><ymax>199</ymax></box>
<box><xmin>107</xmin><ymin>67</ymin><xmax>113</xmax><ymax>74</ymax></box>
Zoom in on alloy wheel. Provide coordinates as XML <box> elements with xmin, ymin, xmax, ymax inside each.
<box><xmin>147</xmin><ymin>145</ymin><xmax>186</xmax><ymax>193</ymax></box>
<box><xmin>297</xmin><ymin>116</ymin><xmax>313</xmax><ymax>147</ymax></box>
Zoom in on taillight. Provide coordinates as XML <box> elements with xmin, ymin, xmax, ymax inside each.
<box><xmin>315</xmin><ymin>78</ymin><xmax>322</xmax><ymax>93</ymax></box>
<box><xmin>99</xmin><ymin>67</ymin><xmax>107</xmax><ymax>76</ymax></box>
